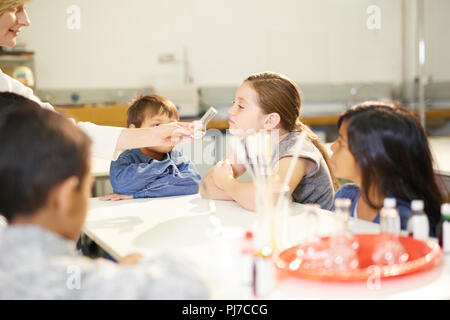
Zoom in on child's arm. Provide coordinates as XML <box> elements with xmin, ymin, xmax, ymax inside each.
<box><xmin>199</xmin><ymin>151</ymin><xmax>246</xmax><ymax>200</ymax></box>
<box><xmin>200</xmin><ymin>172</ymin><xmax>233</xmax><ymax>200</ymax></box>
<box><xmin>213</xmin><ymin>157</ymin><xmax>308</xmax><ymax>211</ymax></box>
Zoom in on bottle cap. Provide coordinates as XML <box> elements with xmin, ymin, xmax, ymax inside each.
<box><xmin>411</xmin><ymin>199</ymin><xmax>424</xmax><ymax>211</ymax></box>
<box><xmin>383</xmin><ymin>197</ymin><xmax>396</xmax><ymax>208</ymax></box>
<box><xmin>334</xmin><ymin>198</ymin><xmax>351</xmax><ymax>209</ymax></box>
<box><xmin>442</xmin><ymin>203</ymin><xmax>450</xmax><ymax>216</ymax></box>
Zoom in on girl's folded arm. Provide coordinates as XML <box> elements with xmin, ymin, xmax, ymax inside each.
<box><xmin>219</xmin><ymin>157</ymin><xmax>307</xmax><ymax>211</ymax></box>
<box><xmin>199</xmin><ymin>152</ymin><xmax>242</xmax><ymax>201</ymax></box>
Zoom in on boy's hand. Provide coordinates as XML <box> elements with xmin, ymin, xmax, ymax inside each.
<box><xmin>100</xmin><ymin>193</ymin><xmax>133</xmax><ymax>201</ymax></box>
<box><xmin>212</xmin><ymin>160</ymin><xmax>234</xmax><ymax>190</ymax></box>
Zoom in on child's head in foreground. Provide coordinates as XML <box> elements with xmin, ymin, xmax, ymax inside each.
<box><xmin>127</xmin><ymin>94</ymin><xmax>179</xmax><ymax>156</ymax></box>
<box><xmin>0</xmin><ymin>93</ymin><xmax>93</xmax><ymax>241</ymax></box>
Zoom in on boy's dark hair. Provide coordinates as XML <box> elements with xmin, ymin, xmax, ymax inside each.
<box><xmin>0</xmin><ymin>91</ymin><xmax>41</xmax><ymax>111</ymax></box>
<box><xmin>127</xmin><ymin>94</ymin><xmax>179</xmax><ymax>128</ymax></box>
<box><xmin>0</xmin><ymin>93</ymin><xmax>92</xmax><ymax>222</ymax></box>
<box><xmin>337</xmin><ymin>101</ymin><xmax>445</xmax><ymax>229</ymax></box>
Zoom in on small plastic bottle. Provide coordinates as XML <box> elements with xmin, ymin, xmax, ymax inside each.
<box><xmin>240</xmin><ymin>230</ymin><xmax>255</xmax><ymax>286</ymax></box>
<box><xmin>380</xmin><ymin>198</ymin><xmax>401</xmax><ymax>235</ymax></box>
<box><xmin>436</xmin><ymin>203</ymin><xmax>450</xmax><ymax>254</ymax></box>
<box><xmin>252</xmin><ymin>239</ymin><xmax>275</xmax><ymax>298</ymax></box>
<box><xmin>406</xmin><ymin>199</ymin><xmax>429</xmax><ymax>241</ymax></box>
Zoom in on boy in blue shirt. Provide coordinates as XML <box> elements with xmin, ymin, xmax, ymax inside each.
<box><xmin>101</xmin><ymin>95</ymin><xmax>201</xmax><ymax>201</ymax></box>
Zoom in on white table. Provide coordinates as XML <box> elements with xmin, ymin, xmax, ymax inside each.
<box><xmin>84</xmin><ymin>194</ymin><xmax>450</xmax><ymax>300</ymax></box>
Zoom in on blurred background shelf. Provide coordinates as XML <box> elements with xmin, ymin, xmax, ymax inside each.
<box><xmin>55</xmin><ymin>104</ymin><xmax>129</xmax><ymax>128</ymax></box>
<box><xmin>55</xmin><ymin>103</ymin><xmax>450</xmax><ymax>131</ymax></box>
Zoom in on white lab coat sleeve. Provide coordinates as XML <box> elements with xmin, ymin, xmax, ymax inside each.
<box><xmin>1</xmin><ymin>69</ymin><xmax>123</xmax><ymax>160</ymax></box>
<box><xmin>0</xmin><ymin>68</ymin><xmax>55</xmax><ymax>111</ymax></box>
<box><xmin>77</xmin><ymin>121</ymin><xmax>123</xmax><ymax>160</ymax></box>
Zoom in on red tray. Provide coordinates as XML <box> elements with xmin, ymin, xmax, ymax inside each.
<box><xmin>275</xmin><ymin>234</ymin><xmax>443</xmax><ymax>281</ymax></box>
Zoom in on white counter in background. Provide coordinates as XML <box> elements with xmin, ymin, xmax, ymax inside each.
<box><xmin>429</xmin><ymin>136</ymin><xmax>450</xmax><ymax>177</ymax></box>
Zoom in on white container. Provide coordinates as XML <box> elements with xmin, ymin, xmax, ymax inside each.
<box><xmin>407</xmin><ymin>200</ymin><xmax>429</xmax><ymax>241</ymax></box>
<box><xmin>253</xmin><ymin>253</ymin><xmax>274</xmax><ymax>297</ymax></box>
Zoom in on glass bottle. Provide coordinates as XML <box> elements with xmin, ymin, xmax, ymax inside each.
<box><xmin>373</xmin><ymin>198</ymin><xmax>408</xmax><ymax>266</ymax></box>
<box><xmin>325</xmin><ymin>198</ymin><xmax>359</xmax><ymax>273</ymax></box>
<box><xmin>295</xmin><ymin>204</ymin><xmax>328</xmax><ymax>270</ymax></box>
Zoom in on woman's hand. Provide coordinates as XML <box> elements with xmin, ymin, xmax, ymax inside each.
<box><xmin>154</xmin><ymin>122</ymin><xmax>196</xmax><ymax>146</ymax></box>
<box><xmin>116</xmin><ymin>121</ymin><xmax>197</xmax><ymax>151</ymax></box>
<box><xmin>100</xmin><ymin>193</ymin><xmax>133</xmax><ymax>201</ymax></box>
<box><xmin>212</xmin><ymin>159</ymin><xmax>235</xmax><ymax>190</ymax></box>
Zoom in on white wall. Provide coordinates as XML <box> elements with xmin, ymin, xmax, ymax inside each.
<box><xmin>425</xmin><ymin>0</ymin><xmax>450</xmax><ymax>82</ymax></box>
<box><xmin>17</xmin><ymin>0</ymin><xmax>449</xmax><ymax>90</ymax></box>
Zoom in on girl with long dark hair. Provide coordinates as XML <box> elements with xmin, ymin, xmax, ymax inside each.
<box><xmin>331</xmin><ymin>101</ymin><xmax>445</xmax><ymax>234</ymax></box>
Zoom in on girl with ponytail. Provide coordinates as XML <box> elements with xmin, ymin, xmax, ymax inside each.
<box><xmin>200</xmin><ymin>72</ymin><xmax>336</xmax><ymax>211</ymax></box>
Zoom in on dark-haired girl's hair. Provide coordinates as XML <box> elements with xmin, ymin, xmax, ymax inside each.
<box><xmin>338</xmin><ymin>101</ymin><xmax>445</xmax><ymax>229</ymax></box>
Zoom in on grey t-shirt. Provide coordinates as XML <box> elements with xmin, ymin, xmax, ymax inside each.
<box><xmin>0</xmin><ymin>225</ymin><xmax>210</xmax><ymax>299</ymax></box>
<box><xmin>274</xmin><ymin>131</ymin><xmax>334</xmax><ymax>210</ymax></box>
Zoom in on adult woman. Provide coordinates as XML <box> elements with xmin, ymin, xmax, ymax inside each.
<box><xmin>0</xmin><ymin>0</ymin><xmax>194</xmax><ymax>160</ymax></box>
<box><xmin>331</xmin><ymin>101</ymin><xmax>444</xmax><ymax>234</ymax></box>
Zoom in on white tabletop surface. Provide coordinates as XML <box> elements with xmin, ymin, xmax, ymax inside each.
<box><xmin>84</xmin><ymin>194</ymin><xmax>450</xmax><ymax>300</ymax></box>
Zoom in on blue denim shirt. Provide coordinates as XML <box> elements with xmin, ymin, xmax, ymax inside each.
<box><xmin>110</xmin><ymin>148</ymin><xmax>201</xmax><ymax>198</ymax></box>
<box><xmin>333</xmin><ymin>183</ymin><xmax>435</xmax><ymax>237</ymax></box>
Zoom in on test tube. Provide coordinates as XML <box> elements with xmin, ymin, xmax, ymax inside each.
<box><xmin>192</xmin><ymin>106</ymin><xmax>218</xmax><ymax>139</ymax></box>
<box><xmin>200</xmin><ymin>106</ymin><xmax>218</xmax><ymax>127</ymax></box>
